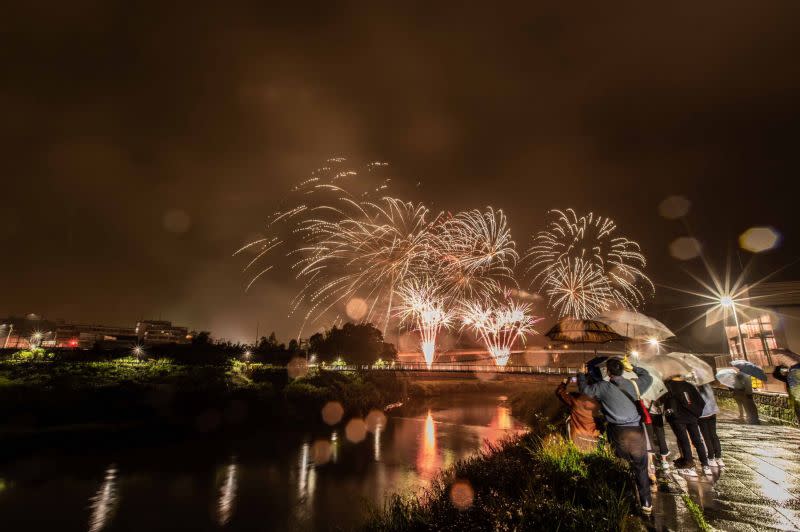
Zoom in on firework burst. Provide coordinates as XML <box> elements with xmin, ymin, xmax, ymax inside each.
<box><xmin>396</xmin><ymin>279</ymin><xmax>453</xmax><ymax>369</ymax></box>
<box><xmin>526</xmin><ymin>208</ymin><xmax>653</xmax><ymax>318</ymax></box>
<box><xmin>436</xmin><ymin>207</ymin><xmax>519</xmax><ymax>302</ymax></box>
<box><xmin>460</xmin><ymin>297</ymin><xmax>539</xmax><ymax>366</ymax></box>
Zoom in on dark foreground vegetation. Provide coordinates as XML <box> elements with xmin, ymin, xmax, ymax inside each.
<box><xmin>0</xmin><ymin>351</ymin><xmax>403</xmax><ymax>436</ymax></box>
<box><xmin>364</xmin><ymin>433</ymin><xmax>643</xmax><ymax>531</ymax></box>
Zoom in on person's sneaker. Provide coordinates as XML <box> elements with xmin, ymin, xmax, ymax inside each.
<box><xmin>716</xmin><ymin>458</ymin><xmax>725</xmax><ymax>468</ymax></box>
<box><xmin>641</xmin><ymin>504</ymin><xmax>653</xmax><ymax>515</ymax></box>
<box><xmin>703</xmin><ymin>466</ymin><xmax>713</xmax><ymax>476</ymax></box>
<box><xmin>676</xmin><ymin>467</ymin><xmax>698</xmax><ymax>478</ymax></box>
<box><xmin>661</xmin><ymin>458</ymin><xmax>671</xmax><ymax>471</ymax></box>
<box><xmin>707</xmin><ymin>458</ymin><xmax>718</xmax><ymax>467</ymax></box>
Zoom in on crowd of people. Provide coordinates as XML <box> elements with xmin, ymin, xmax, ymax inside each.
<box><xmin>555</xmin><ymin>357</ymin><xmax>743</xmax><ymax>515</ymax></box>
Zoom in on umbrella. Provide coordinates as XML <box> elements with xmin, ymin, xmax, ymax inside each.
<box><xmin>634</xmin><ymin>361</ymin><xmax>667</xmax><ymax>401</ymax></box>
<box><xmin>594</xmin><ymin>310</ymin><xmax>675</xmax><ymax>342</ymax></box>
<box><xmin>716</xmin><ymin>368</ymin><xmax>738</xmax><ymax>388</ymax></box>
<box><xmin>545</xmin><ymin>318</ymin><xmax>627</xmax><ymax>344</ymax></box>
<box><xmin>731</xmin><ymin>359</ymin><xmax>767</xmax><ymax>382</ymax></box>
<box><xmin>664</xmin><ymin>352</ymin><xmax>715</xmax><ymax>385</ymax></box>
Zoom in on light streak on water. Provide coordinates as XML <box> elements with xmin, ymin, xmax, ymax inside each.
<box><xmin>217</xmin><ymin>458</ymin><xmax>238</xmax><ymax>526</ymax></box>
<box><xmin>88</xmin><ymin>465</ymin><xmax>118</xmax><ymax>532</ymax></box>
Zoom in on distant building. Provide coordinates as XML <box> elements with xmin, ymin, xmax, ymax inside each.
<box><xmin>53</xmin><ymin>323</ymin><xmax>138</xmax><ymax>349</ymax></box>
<box><xmin>136</xmin><ymin>320</ymin><xmax>190</xmax><ymax>346</ymax></box>
<box><xmin>724</xmin><ymin>281</ymin><xmax>800</xmax><ymax>366</ymax></box>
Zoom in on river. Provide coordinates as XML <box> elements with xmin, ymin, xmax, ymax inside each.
<box><xmin>0</xmin><ymin>394</ymin><xmax>527</xmax><ymax>531</ymax></box>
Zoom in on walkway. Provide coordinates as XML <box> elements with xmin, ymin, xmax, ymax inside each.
<box><xmin>654</xmin><ymin>410</ymin><xmax>800</xmax><ymax>531</ymax></box>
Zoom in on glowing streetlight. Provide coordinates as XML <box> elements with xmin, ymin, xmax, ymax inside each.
<box><xmin>720</xmin><ymin>294</ymin><xmax>748</xmax><ymax>361</ymax></box>
<box><xmin>132</xmin><ymin>345</ymin><xmax>145</xmax><ymax>360</ymax></box>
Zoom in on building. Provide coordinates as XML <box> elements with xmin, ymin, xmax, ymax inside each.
<box><xmin>723</xmin><ymin>281</ymin><xmax>800</xmax><ymax>367</ymax></box>
<box><xmin>53</xmin><ymin>323</ymin><xmax>138</xmax><ymax>349</ymax></box>
<box><xmin>136</xmin><ymin>320</ymin><xmax>190</xmax><ymax>346</ymax></box>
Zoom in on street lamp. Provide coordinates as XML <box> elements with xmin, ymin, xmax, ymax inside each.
<box><xmin>720</xmin><ymin>295</ymin><xmax>748</xmax><ymax>361</ymax></box>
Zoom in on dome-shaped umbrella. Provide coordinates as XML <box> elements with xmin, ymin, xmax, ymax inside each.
<box><xmin>731</xmin><ymin>359</ymin><xmax>767</xmax><ymax>382</ymax></box>
<box><xmin>640</xmin><ymin>352</ymin><xmax>714</xmax><ymax>385</ymax></box>
<box><xmin>594</xmin><ymin>310</ymin><xmax>675</xmax><ymax>342</ymax></box>
<box><xmin>545</xmin><ymin>318</ymin><xmax>627</xmax><ymax>344</ymax></box>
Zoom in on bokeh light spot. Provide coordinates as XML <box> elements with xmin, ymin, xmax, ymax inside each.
<box><xmin>739</xmin><ymin>226</ymin><xmax>781</xmax><ymax>253</ymax></box>
<box><xmin>163</xmin><ymin>208</ymin><xmax>191</xmax><ymax>233</ymax></box>
<box><xmin>311</xmin><ymin>439</ymin><xmax>332</xmax><ymax>465</ymax></box>
<box><xmin>449</xmin><ymin>480</ymin><xmax>474</xmax><ymax>510</ymax></box>
<box><xmin>669</xmin><ymin>237</ymin><xmax>702</xmax><ymax>261</ymax></box>
<box><xmin>658</xmin><ymin>196</ymin><xmax>691</xmax><ymax>219</ymax></box>
<box><xmin>365</xmin><ymin>409</ymin><xmax>387</xmax><ymax>433</ymax></box>
<box><xmin>321</xmin><ymin>401</ymin><xmax>344</xmax><ymax>425</ymax></box>
<box><xmin>345</xmin><ymin>418</ymin><xmax>367</xmax><ymax>443</ymax></box>
<box><xmin>287</xmin><ymin>356</ymin><xmax>309</xmax><ymax>379</ymax></box>
<box><xmin>345</xmin><ymin>298</ymin><xmax>368</xmax><ymax>320</ymax></box>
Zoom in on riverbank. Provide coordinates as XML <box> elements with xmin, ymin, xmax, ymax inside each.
<box><xmin>0</xmin><ymin>357</ymin><xmax>404</xmax><ymax>439</ymax></box>
<box><xmin>364</xmin><ymin>431</ymin><xmax>645</xmax><ymax>531</ymax></box>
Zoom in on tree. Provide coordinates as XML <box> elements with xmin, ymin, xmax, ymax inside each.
<box><xmin>314</xmin><ymin>323</ymin><xmax>397</xmax><ymax>365</ymax></box>
<box><xmin>191</xmin><ymin>331</ymin><xmax>212</xmax><ymax>346</ymax></box>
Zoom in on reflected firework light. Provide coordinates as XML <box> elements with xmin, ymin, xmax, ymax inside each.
<box><xmin>449</xmin><ymin>480</ymin><xmax>475</xmax><ymax>510</ymax></box>
<box><xmin>658</xmin><ymin>196</ymin><xmax>691</xmax><ymax>219</ymax></box>
<box><xmin>739</xmin><ymin>226</ymin><xmax>781</xmax><ymax>253</ymax></box>
<box><xmin>321</xmin><ymin>401</ymin><xmax>344</xmax><ymax>425</ymax></box>
<box><xmin>525</xmin><ymin>209</ymin><xmax>653</xmax><ymax>318</ymax></box>
<box><xmin>460</xmin><ymin>296</ymin><xmax>539</xmax><ymax>366</ymax></box>
<box><xmin>345</xmin><ymin>418</ymin><xmax>367</xmax><ymax>443</ymax></box>
<box><xmin>669</xmin><ymin>236</ymin><xmax>702</xmax><ymax>261</ymax></box>
<box><xmin>396</xmin><ymin>278</ymin><xmax>453</xmax><ymax>369</ymax></box>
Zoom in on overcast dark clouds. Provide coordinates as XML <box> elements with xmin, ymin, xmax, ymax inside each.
<box><xmin>2</xmin><ymin>2</ymin><xmax>798</xmax><ymax>344</ymax></box>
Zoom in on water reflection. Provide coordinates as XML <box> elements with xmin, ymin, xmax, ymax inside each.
<box><xmin>374</xmin><ymin>423</ymin><xmax>382</xmax><ymax>462</ymax></box>
<box><xmin>416</xmin><ymin>411</ymin><xmax>441</xmax><ymax>479</ymax></box>
<box><xmin>217</xmin><ymin>458</ymin><xmax>237</xmax><ymax>526</ymax></box>
<box><xmin>490</xmin><ymin>405</ymin><xmax>513</xmax><ymax>431</ymax></box>
<box><xmin>88</xmin><ymin>464</ymin><xmax>118</xmax><ymax>532</ymax></box>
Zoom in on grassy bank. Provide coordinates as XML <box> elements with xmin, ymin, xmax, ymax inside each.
<box><xmin>364</xmin><ymin>432</ymin><xmax>643</xmax><ymax>531</ymax></box>
<box><xmin>0</xmin><ymin>357</ymin><xmax>403</xmax><ymax>434</ymax></box>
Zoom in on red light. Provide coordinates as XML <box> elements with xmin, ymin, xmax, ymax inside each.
<box><xmin>69</xmin><ymin>339</ymin><xmax>78</xmax><ymax>347</ymax></box>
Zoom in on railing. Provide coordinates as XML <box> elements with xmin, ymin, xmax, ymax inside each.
<box><xmin>322</xmin><ymin>362</ymin><xmax>581</xmax><ymax>375</ymax></box>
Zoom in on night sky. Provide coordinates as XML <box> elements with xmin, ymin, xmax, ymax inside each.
<box><xmin>3</xmin><ymin>3</ymin><xmax>799</xmax><ymax>345</ymax></box>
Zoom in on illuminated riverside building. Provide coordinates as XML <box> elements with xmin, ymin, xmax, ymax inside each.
<box><xmin>724</xmin><ymin>281</ymin><xmax>800</xmax><ymax>367</ymax></box>
<box><xmin>136</xmin><ymin>320</ymin><xmax>190</xmax><ymax>345</ymax></box>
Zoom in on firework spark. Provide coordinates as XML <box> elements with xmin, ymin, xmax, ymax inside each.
<box><xmin>396</xmin><ymin>279</ymin><xmax>453</xmax><ymax>369</ymax></box>
<box><xmin>526</xmin><ymin>208</ymin><xmax>653</xmax><ymax>318</ymax></box>
<box><xmin>436</xmin><ymin>207</ymin><xmax>519</xmax><ymax>302</ymax></box>
<box><xmin>237</xmin><ymin>159</ymin><xmax>523</xmax><ymax>338</ymax></box>
<box><xmin>460</xmin><ymin>297</ymin><xmax>539</xmax><ymax>366</ymax></box>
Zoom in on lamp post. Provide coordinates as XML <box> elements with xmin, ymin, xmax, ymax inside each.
<box><xmin>721</xmin><ymin>295</ymin><xmax>748</xmax><ymax>361</ymax></box>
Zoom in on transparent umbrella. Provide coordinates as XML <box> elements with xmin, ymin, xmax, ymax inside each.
<box><xmin>716</xmin><ymin>368</ymin><xmax>738</xmax><ymax>388</ymax></box>
<box><xmin>594</xmin><ymin>310</ymin><xmax>674</xmax><ymax>342</ymax></box>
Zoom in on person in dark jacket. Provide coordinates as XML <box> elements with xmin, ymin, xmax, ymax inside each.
<box><xmin>579</xmin><ymin>358</ymin><xmax>654</xmax><ymax>514</ymax></box>
<box><xmin>556</xmin><ymin>378</ymin><xmax>602</xmax><ymax>451</ymax></box>
<box><xmin>665</xmin><ymin>375</ymin><xmax>711</xmax><ymax>477</ymax></box>
<box><xmin>773</xmin><ymin>364</ymin><xmax>800</xmax><ymax>424</ymax></box>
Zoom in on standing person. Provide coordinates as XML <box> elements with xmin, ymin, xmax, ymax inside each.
<box><xmin>555</xmin><ymin>377</ymin><xmax>602</xmax><ymax>451</ymax></box>
<box><xmin>773</xmin><ymin>364</ymin><xmax>800</xmax><ymax>424</ymax></box>
<box><xmin>665</xmin><ymin>375</ymin><xmax>711</xmax><ymax>477</ymax></box>
<box><xmin>645</xmin><ymin>398</ymin><xmax>671</xmax><ymax>472</ymax></box>
<box><xmin>697</xmin><ymin>383</ymin><xmax>724</xmax><ymax>468</ymax></box>
<box><xmin>732</xmin><ymin>371</ymin><xmax>760</xmax><ymax>425</ymax></box>
<box><xmin>579</xmin><ymin>358</ymin><xmax>654</xmax><ymax>514</ymax></box>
